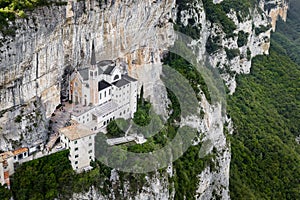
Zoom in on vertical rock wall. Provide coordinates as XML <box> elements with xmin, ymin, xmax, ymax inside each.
<box><xmin>0</xmin><ymin>0</ymin><xmax>176</xmax><ymax>149</ymax></box>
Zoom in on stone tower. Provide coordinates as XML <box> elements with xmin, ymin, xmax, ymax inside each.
<box><xmin>89</xmin><ymin>41</ymin><xmax>98</xmax><ymax>105</ymax></box>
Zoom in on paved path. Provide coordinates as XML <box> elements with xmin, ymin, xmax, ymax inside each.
<box><xmin>46</xmin><ymin>134</ymin><xmax>60</xmax><ymax>150</ymax></box>
<box><xmin>46</xmin><ymin>103</ymin><xmax>72</xmax><ymax>150</ymax></box>
<box><xmin>106</xmin><ymin>135</ymin><xmax>136</xmax><ymax>146</ymax></box>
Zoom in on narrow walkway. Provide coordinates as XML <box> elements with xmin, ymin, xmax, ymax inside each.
<box><xmin>125</xmin><ymin>123</ymin><xmax>133</xmax><ymax>136</ymax></box>
<box><xmin>106</xmin><ymin>135</ymin><xmax>136</xmax><ymax>146</ymax></box>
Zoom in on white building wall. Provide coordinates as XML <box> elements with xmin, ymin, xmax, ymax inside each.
<box><xmin>116</xmin><ymin>104</ymin><xmax>131</xmax><ymax>119</ymax></box>
<box><xmin>71</xmin><ymin>111</ymin><xmax>93</xmax><ymax>125</ymax></box>
<box><xmin>97</xmin><ymin>73</ymin><xmax>105</xmax><ymax>82</ymax></box>
<box><xmin>98</xmin><ymin>86</ymin><xmax>112</xmax><ymax>105</ymax></box>
<box><xmin>60</xmin><ymin>134</ymin><xmax>95</xmax><ymax>171</ymax></box>
<box><xmin>112</xmin><ymin>85</ymin><xmax>131</xmax><ymax>106</ymax></box>
<box><xmin>105</xmin><ymin>68</ymin><xmax>121</xmax><ymax>83</ymax></box>
<box><xmin>100</xmin><ymin>112</ymin><xmax>116</xmax><ymax>127</ymax></box>
<box><xmin>69</xmin><ymin>136</ymin><xmax>95</xmax><ymax>170</ymax></box>
<box><xmin>0</xmin><ymin>163</ymin><xmax>4</xmax><ymax>186</ymax></box>
<box><xmin>60</xmin><ymin>133</ymin><xmax>70</xmax><ymax>149</ymax></box>
<box><xmin>129</xmin><ymin>81</ymin><xmax>138</xmax><ymax>118</ymax></box>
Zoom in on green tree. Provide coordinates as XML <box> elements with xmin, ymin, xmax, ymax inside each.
<box><xmin>107</xmin><ymin>119</ymin><xmax>125</xmax><ymax>137</ymax></box>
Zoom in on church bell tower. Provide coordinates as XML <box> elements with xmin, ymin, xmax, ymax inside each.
<box><xmin>89</xmin><ymin>41</ymin><xmax>98</xmax><ymax>105</ymax></box>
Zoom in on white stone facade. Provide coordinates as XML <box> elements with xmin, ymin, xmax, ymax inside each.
<box><xmin>60</xmin><ymin>47</ymin><xmax>138</xmax><ymax>171</ymax></box>
<box><xmin>59</xmin><ymin>124</ymin><xmax>96</xmax><ymax>171</ymax></box>
<box><xmin>69</xmin><ymin>55</ymin><xmax>138</xmax><ymax>131</ymax></box>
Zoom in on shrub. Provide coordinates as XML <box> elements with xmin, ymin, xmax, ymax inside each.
<box><xmin>225</xmin><ymin>48</ymin><xmax>240</xmax><ymax>60</ymax></box>
<box><xmin>237</xmin><ymin>31</ymin><xmax>249</xmax><ymax>47</ymax></box>
<box><xmin>14</xmin><ymin>115</ymin><xmax>22</xmax><ymax>123</ymax></box>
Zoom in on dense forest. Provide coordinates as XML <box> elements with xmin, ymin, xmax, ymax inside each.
<box><xmin>229</xmin><ymin>0</ymin><xmax>300</xmax><ymax>199</ymax></box>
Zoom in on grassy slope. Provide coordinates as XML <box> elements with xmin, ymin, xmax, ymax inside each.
<box><xmin>229</xmin><ymin>1</ymin><xmax>300</xmax><ymax>199</ymax></box>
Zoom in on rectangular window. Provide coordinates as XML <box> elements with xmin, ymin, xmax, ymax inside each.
<box><xmin>88</xmin><ymin>150</ymin><xmax>92</xmax><ymax>154</ymax></box>
<box><xmin>109</xmin><ymin>89</ymin><xmax>111</xmax><ymax>95</ymax></box>
<box><xmin>75</xmin><ymin>161</ymin><xmax>78</xmax><ymax>164</ymax></box>
<box><xmin>104</xmin><ymin>91</ymin><xmax>106</xmax><ymax>97</ymax></box>
<box><xmin>89</xmin><ymin>143</ymin><xmax>92</xmax><ymax>146</ymax></box>
<box><xmin>74</xmin><ymin>141</ymin><xmax>77</xmax><ymax>144</ymax></box>
<box><xmin>75</xmin><ymin>154</ymin><xmax>79</xmax><ymax>158</ymax></box>
<box><xmin>100</xmin><ymin>93</ymin><xmax>102</xmax><ymax>99</ymax></box>
<box><xmin>75</xmin><ymin>147</ymin><xmax>78</xmax><ymax>151</ymax></box>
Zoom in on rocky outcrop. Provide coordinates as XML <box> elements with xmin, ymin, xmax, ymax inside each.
<box><xmin>261</xmin><ymin>0</ymin><xmax>288</xmax><ymax>30</ymax></box>
<box><xmin>73</xmin><ymin>170</ymin><xmax>173</xmax><ymax>200</ymax></box>
<box><xmin>179</xmin><ymin>0</ymin><xmax>288</xmax><ymax>94</ymax></box>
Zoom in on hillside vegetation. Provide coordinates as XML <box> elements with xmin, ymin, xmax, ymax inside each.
<box><xmin>229</xmin><ymin>0</ymin><xmax>300</xmax><ymax>198</ymax></box>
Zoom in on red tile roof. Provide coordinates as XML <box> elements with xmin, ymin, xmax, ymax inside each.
<box><xmin>13</xmin><ymin>147</ymin><xmax>28</xmax><ymax>156</ymax></box>
<box><xmin>4</xmin><ymin>171</ymin><xmax>9</xmax><ymax>179</ymax></box>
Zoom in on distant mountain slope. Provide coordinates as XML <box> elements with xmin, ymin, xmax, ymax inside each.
<box><xmin>229</xmin><ymin>0</ymin><xmax>300</xmax><ymax>199</ymax></box>
<box><xmin>273</xmin><ymin>0</ymin><xmax>300</xmax><ymax>65</ymax></box>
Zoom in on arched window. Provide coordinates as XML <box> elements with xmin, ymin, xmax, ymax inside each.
<box><xmin>114</xmin><ymin>75</ymin><xmax>119</xmax><ymax>80</ymax></box>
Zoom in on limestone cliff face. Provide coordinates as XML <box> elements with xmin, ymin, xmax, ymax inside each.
<box><xmin>177</xmin><ymin>0</ymin><xmax>288</xmax><ymax>199</ymax></box>
<box><xmin>0</xmin><ymin>0</ymin><xmax>288</xmax><ymax>199</ymax></box>
<box><xmin>0</xmin><ymin>0</ymin><xmax>176</xmax><ymax>150</ymax></box>
<box><xmin>73</xmin><ymin>170</ymin><xmax>173</xmax><ymax>200</ymax></box>
<box><xmin>261</xmin><ymin>0</ymin><xmax>289</xmax><ymax>30</ymax></box>
<box><xmin>180</xmin><ymin>0</ymin><xmax>288</xmax><ymax>94</ymax></box>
